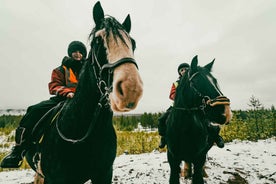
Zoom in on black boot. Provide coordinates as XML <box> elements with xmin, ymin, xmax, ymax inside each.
<box><xmin>208</xmin><ymin>123</ymin><xmax>225</xmax><ymax>148</ymax></box>
<box><xmin>1</xmin><ymin>127</ymin><xmax>27</xmax><ymax>168</ymax></box>
<box><xmin>159</xmin><ymin>136</ymin><xmax>166</xmax><ymax>149</ymax></box>
<box><xmin>1</xmin><ymin>146</ymin><xmax>25</xmax><ymax>168</ymax></box>
<box><xmin>215</xmin><ymin>135</ymin><xmax>225</xmax><ymax>148</ymax></box>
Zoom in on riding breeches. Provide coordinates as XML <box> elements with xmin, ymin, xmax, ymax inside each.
<box><xmin>158</xmin><ymin>106</ymin><xmax>172</xmax><ymax>136</ymax></box>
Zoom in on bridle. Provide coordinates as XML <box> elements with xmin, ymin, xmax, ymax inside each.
<box><xmin>174</xmin><ymin>71</ymin><xmax>230</xmax><ymax>112</ymax></box>
<box><xmin>55</xmin><ymin>31</ymin><xmax>138</xmax><ymax>144</ymax></box>
<box><xmin>91</xmin><ymin>50</ymin><xmax>138</xmax><ymax>107</ymax></box>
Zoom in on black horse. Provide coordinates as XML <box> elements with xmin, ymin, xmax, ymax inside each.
<box><xmin>25</xmin><ymin>2</ymin><xmax>143</xmax><ymax>184</ymax></box>
<box><xmin>166</xmin><ymin>55</ymin><xmax>231</xmax><ymax>184</ymax></box>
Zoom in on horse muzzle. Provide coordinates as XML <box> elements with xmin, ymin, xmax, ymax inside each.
<box><xmin>109</xmin><ymin>62</ymin><xmax>143</xmax><ymax>112</ymax></box>
<box><xmin>206</xmin><ymin>96</ymin><xmax>232</xmax><ymax>124</ymax></box>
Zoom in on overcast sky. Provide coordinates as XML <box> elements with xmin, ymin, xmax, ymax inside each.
<box><xmin>1</xmin><ymin>0</ymin><xmax>276</xmax><ymax>113</ymax></box>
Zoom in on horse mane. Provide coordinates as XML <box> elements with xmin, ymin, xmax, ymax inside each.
<box><xmin>88</xmin><ymin>15</ymin><xmax>131</xmax><ymax>49</ymax></box>
<box><xmin>174</xmin><ymin>69</ymin><xmax>193</xmax><ymax>107</ymax></box>
<box><xmin>59</xmin><ymin>60</ymin><xmax>100</xmax><ymax>131</ymax></box>
<box><xmin>73</xmin><ymin>61</ymin><xmax>99</xmax><ymax>105</ymax></box>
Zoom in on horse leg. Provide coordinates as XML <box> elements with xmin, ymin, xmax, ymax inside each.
<box><xmin>181</xmin><ymin>162</ymin><xmax>208</xmax><ymax>179</ymax></box>
<box><xmin>33</xmin><ymin>173</ymin><xmax>44</xmax><ymax>184</ymax></box>
<box><xmin>167</xmin><ymin>151</ymin><xmax>181</xmax><ymax>184</ymax></box>
<box><xmin>202</xmin><ymin>164</ymin><xmax>208</xmax><ymax>178</ymax></box>
<box><xmin>192</xmin><ymin>164</ymin><xmax>204</xmax><ymax>184</ymax></box>
<box><xmin>91</xmin><ymin>166</ymin><xmax>113</xmax><ymax>184</ymax></box>
<box><xmin>192</xmin><ymin>156</ymin><xmax>206</xmax><ymax>184</ymax></box>
<box><xmin>181</xmin><ymin>162</ymin><xmax>192</xmax><ymax>178</ymax></box>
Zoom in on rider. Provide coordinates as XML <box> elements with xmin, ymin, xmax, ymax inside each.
<box><xmin>0</xmin><ymin>41</ymin><xmax>87</xmax><ymax>168</ymax></box>
<box><xmin>158</xmin><ymin>63</ymin><xmax>225</xmax><ymax>149</ymax></box>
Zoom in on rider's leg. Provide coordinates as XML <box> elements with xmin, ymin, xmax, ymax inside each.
<box><xmin>158</xmin><ymin>107</ymin><xmax>172</xmax><ymax>148</ymax></box>
<box><xmin>1</xmin><ymin>99</ymin><xmax>59</xmax><ymax>168</ymax></box>
<box><xmin>158</xmin><ymin>114</ymin><xmax>167</xmax><ymax>148</ymax></box>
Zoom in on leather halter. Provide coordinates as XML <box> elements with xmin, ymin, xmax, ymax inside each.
<box><xmin>91</xmin><ymin>51</ymin><xmax>138</xmax><ymax>105</ymax></box>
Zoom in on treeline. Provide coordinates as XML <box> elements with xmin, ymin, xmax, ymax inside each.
<box><xmin>0</xmin><ymin>115</ymin><xmax>23</xmax><ymax>135</ymax></box>
<box><xmin>221</xmin><ymin>107</ymin><xmax>276</xmax><ymax>141</ymax></box>
<box><xmin>1</xmin><ymin>108</ymin><xmax>276</xmax><ymax>142</ymax></box>
<box><xmin>114</xmin><ymin>108</ymin><xmax>276</xmax><ymax>141</ymax></box>
<box><xmin>1</xmin><ymin>96</ymin><xmax>275</xmax><ymax>169</ymax></box>
<box><xmin>113</xmin><ymin>112</ymin><xmax>162</xmax><ymax>131</ymax></box>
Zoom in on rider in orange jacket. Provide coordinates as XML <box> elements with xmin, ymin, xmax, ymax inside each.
<box><xmin>1</xmin><ymin>41</ymin><xmax>87</xmax><ymax>168</ymax></box>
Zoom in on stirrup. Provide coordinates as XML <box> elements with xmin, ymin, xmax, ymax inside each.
<box><xmin>215</xmin><ymin>136</ymin><xmax>224</xmax><ymax>148</ymax></box>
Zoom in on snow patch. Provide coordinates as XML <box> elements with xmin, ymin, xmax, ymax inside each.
<box><xmin>0</xmin><ymin>138</ymin><xmax>275</xmax><ymax>184</ymax></box>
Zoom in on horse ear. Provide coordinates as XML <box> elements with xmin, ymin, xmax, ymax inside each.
<box><xmin>122</xmin><ymin>14</ymin><xmax>131</xmax><ymax>33</ymax></box>
<box><xmin>204</xmin><ymin>58</ymin><xmax>215</xmax><ymax>72</ymax></box>
<box><xmin>190</xmin><ymin>55</ymin><xmax>198</xmax><ymax>73</ymax></box>
<box><xmin>93</xmin><ymin>1</ymin><xmax>104</xmax><ymax>29</ymax></box>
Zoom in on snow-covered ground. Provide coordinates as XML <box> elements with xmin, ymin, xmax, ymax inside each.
<box><xmin>0</xmin><ymin>138</ymin><xmax>275</xmax><ymax>184</ymax></box>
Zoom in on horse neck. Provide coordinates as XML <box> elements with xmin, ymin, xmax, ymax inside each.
<box><xmin>60</xmin><ymin>62</ymin><xmax>101</xmax><ymax>127</ymax></box>
<box><xmin>174</xmin><ymin>77</ymin><xmax>198</xmax><ymax>108</ymax></box>
<box><xmin>173</xmin><ymin>77</ymin><xmax>207</xmax><ymax>127</ymax></box>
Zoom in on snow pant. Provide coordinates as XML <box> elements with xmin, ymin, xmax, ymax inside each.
<box><xmin>158</xmin><ymin>106</ymin><xmax>172</xmax><ymax>136</ymax></box>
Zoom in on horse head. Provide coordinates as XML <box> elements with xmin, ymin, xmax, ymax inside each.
<box><xmin>177</xmin><ymin>55</ymin><xmax>232</xmax><ymax>124</ymax></box>
<box><xmin>89</xmin><ymin>1</ymin><xmax>143</xmax><ymax>112</ymax></box>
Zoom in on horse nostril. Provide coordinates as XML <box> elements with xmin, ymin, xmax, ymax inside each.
<box><xmin>117</xmin><ymin>81</ymin><xmax>124</xmax><ymax>96</ymax></box>
<box><xmin>126</xmin><ymin>102</ymin><xmax>135</xmax><ymax>109</ymax></box>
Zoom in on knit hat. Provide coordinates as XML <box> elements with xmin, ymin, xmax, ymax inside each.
<box><xmin>67</xmin><ymin>41</ymin><xmax>87</xmax><ymax>58</ymax></box>
<box><xmin>177</xmin><ymin>63</ymin><xmax>190</xmax><ymax>75</ymax></box>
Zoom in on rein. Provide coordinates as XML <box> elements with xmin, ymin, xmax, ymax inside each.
<box><xmin>54</xmin><ymin>95</ymin><xmax>109</xmax><ymax>144</ymax></box>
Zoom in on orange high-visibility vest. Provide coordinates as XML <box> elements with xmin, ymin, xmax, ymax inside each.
<box><xmin>62</xmin><ymin>66</ymin><xmax>78</xmax><ymax>88</ymax></box>
<box><xmin>174</xmin><ymin>81</ymin><xmax>179</xmax><ymax>88</ymax></box>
